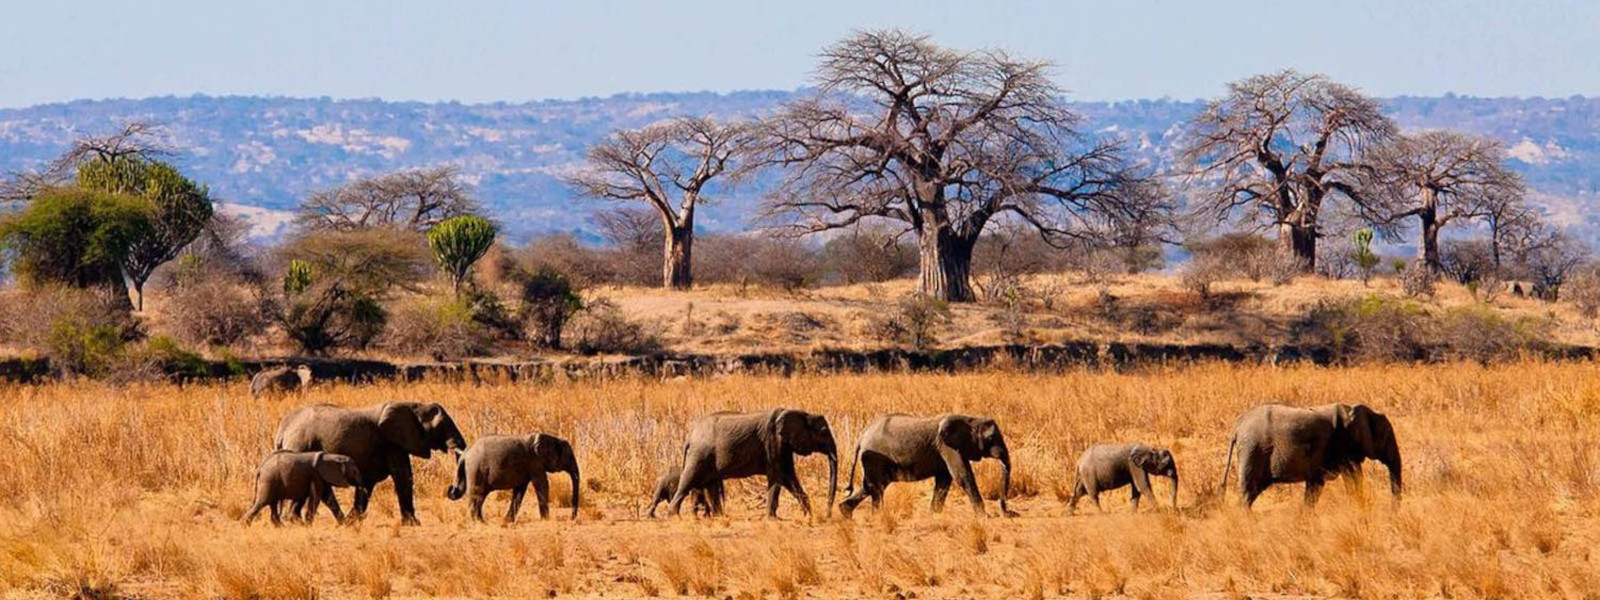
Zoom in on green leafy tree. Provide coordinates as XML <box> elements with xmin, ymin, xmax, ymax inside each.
<box><xmin>77</xmin><ymin>156</ymin><xmax>214</xmax><ymax>311</ymax></box>
<box><xmin>0</xmin><ymin>188</ymin><xmax>151</xmax><ymax>291</ymax></box>
<box><xmin>272</xmin><ymin>228</ymin><xmax>427</xmax><ymax>354</ymax></box>
<box><xmin>427</xmin><ymin>215</ymin><xmax>497</xmax><ymax>297</ymax></box>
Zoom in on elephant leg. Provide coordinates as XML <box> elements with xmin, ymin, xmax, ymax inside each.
<box><xmin>322</xmin><ymin>488</ymin><xmax>346</xmax><ymax>524</ymax></box>
<box><xmin>243</xmin><ymin>501</ymin><xmax>266</xmax><ymax>524</ymax></box>
<box><xmin>669</xmin><ymin>454</ymin><xmax>712</xmax><ymax>517</ymax></box>
<box><xmin>942</xmin><ymin>451</ymin><xmax>985</xmax><ymax>516</ymax></box>
<box><xmin>268</xmin><ymin>501</ymin><xmax>283</xmax><ymax>527</ymax></box>
<box><xmin>1067</xmin><ymin>480</ymin><xmax>1085</xmax><ymax>515</ymax></box>
<box><xmin>306</xmin><ymin>487</ymin><xmax>321</xmax><ymax>526</ymax></box>
<box><xmin>765</xmin><ymin>479</ymin><xmax>784</xmax><ymax>519</ymax></box>
<box><xmin>469</xmin><ymin>491</ymin><xmax>488</xmax><ymax>522</ymax></box>
<box><xmin>532</xmin><ymin>474</ymin><xmax>552</xmax><ymax>520</ymax></box>
<box><xmin>930</xmin><ymin>470</ymin><xmax>953</xmax><ymax>513</ymax></box>
<box><xmin>708</xmin><ymin>484</ymin><xmax>726</xmax><ymax>517</ymax></box>
<box><xmin>389</xmin><ymin>455</ymin><xmax>420</xmax><ymax>526</ymax></box>
<box><xmin>1129</xmin><ymin>486</ymin><xmax>1141</xmax><ymax>513</ymax></box>
<box><xmin>352</xmin><ymin>485</ymin><xmax>373</xmax><ymax>518</ymax></box>
<box><xmin>1303</xmin><ymin>477</ymin><xmax>1326</xmax><ymax>508</ymax></box>
<box><xmin>507</xmin><ymin>483</ymin><xmax>528</xmax><ymax>523</ymax></box>
<box><xmin>776</xmin><ymin>460</ymin><xmax>812</xmax><ymax>517</ymax></box>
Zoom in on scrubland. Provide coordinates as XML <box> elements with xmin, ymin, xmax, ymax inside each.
<box><xmin>2</xmin><ymin>361</ymin><xmax>1599</xmax><ymax>599</ymax></box>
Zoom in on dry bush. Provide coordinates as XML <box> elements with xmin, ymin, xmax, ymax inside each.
<box><xmin>0</xmin><ymin>285</ymin><xmax>141</xmax><ymax>376</ymax></box>
<box><xmin>381</xmin><ymin>294</ymin><xmax>497</xmax><ymax>360</ymax></box>
<box><xmin>522</xmin><ymin>233</ymin><xmax>619</xmax><ymax>288</ymax></box>
<box><xmin>695</xmin><ymin>234</ymin><xmax>822</xmax><ymax>291</ymax></box>
<box><xmin>163</xmin><ymin>278</ymin><xmax>269</xmax><ymax>348</ymax></box>
<box><xmin>567</xmin><ymin>298</ymin><xmax>662</xmax><ymax>354</ymax></box>
<box><xmin>819</xmin><ymin>229</ymin><xmax>916</xmax><ymax>285</ymax></box>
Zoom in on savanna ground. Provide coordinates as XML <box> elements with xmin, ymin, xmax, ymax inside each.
<box><xmin>3</xmin><ymin>361</ymin><xmax>1599</xmax><ymax>599</ymax></box>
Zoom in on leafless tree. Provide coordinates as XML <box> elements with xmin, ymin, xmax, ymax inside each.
<box><xmin>1</xmin><ymin>122</ymin><xmax>171</xmax><ymax>204</ymax></box>
<box><xmin>1484</xmin><ymin>194</ymin><xmax>1545</xmax><ymax>270</ymax></box>
<box><xmin>593</xmin><ymin>206</ymin><xmax>665</xmax><ymax>255</ymax></box>
<box><xmin>295</xmin><ymin>166</ymin><xmax>479</xmax><ymax>232</ymax></box>
<box><xmin>1181</xmin><ymin>70</ymin><xmax>1396</xmax><ymax>272</ymax></box>
<box><xmin>1359</xmin><ymin>131</ymin><xmax>1524</xmax><ymax>273</ymax></box>
<box><xmin>565</xmin><ymin>117</ymin><xmax>752</xmax><ymax>290</ymax></box>
<box><xmin>760</xmin><ymin>30</ymin><xmax>1165</xmax><ymax>302</ymax></box>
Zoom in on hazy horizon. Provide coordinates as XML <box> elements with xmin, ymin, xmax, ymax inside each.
<box><xmin>4</xmin><ymin>0</ymin><xmax>1598</xmax><ymax>109</ymax></box>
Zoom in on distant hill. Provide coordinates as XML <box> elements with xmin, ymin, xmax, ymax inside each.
<box><xmin>2</xmin><ymin>93</ymin><xmax>1596</xmax><ymax>243</ymax></box>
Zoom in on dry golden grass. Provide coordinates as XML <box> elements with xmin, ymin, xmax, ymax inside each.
<box><xmin>2</xmin><ymin>361</ymin><xmax>1599</xmax><ymax>598</ymax></box>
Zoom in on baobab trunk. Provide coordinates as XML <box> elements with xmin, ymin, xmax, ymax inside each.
<box><xmin>1279</xmin><ymin>222</ymin><xmax>1317</xmax><ymax>273</ymax></box>
<box><xmin>917</xmin><ymin>226</ymin><xmax>976</xmax><ymax>302</ymax></box>
<box><xmin>1416</xmin><ymin>208</ymin><xmax>1442</xmax><ymax>274</ymax></box>
<box><xmin>663</xmin><ymin>225</ymin><xmax>693</xmax><ymax>291</ymax></box>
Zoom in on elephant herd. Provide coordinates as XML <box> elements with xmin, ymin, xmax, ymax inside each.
<box><xmin>243</xmin><ymin>400</ymin><xmax>1404</xmax><ymax>526</ymax></box>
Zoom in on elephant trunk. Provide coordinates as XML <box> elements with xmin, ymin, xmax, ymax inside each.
<box><xmin>997</xmin><ymin>451</ymin><xmax>1013</xmax><ymax>516</ymax></box>
<box><xmin>825</xmin><ymin>451</ymin><xmax>838</xmax><ymax>519</ymax></box>
<box><xmin>567</xmin><ymin>467</ymin><xmax>582</xmax><ymax>521</ymax></box>
<box><xmin>445</xmin><ymin>455</ymin><xmax>466</xmax><ymax>501</ymax></box>
<box><xmin>1383</xmin><ymin>448</ymin><xmax>1403</xmax><ymax>501</ymax></box>
<box><xmin>1169</xmin><ymin>472</ymin><xmax>1179</xmax><ymax>511</ymax></box>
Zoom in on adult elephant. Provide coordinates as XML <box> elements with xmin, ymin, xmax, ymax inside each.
<box><xmin>1220</xmin><ymin>403</ymin><xmax>1402</xmax><ymax>508</ymax></box>
<box><xmin>275</xmin><ymin>401</ymin><xmax>468</xmax><ymax>525</ymax></box>
<box><xmin>668</xmin><ymin>409</ymin><xmax>838</xmax><ymax>519</ymax></box>
<box><xmin>838</xmin><ymin>413</ymin><xmax>1016</xmax><ymax>518</ymax></box>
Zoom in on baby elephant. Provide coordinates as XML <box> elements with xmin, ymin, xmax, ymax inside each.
<box><xmin>648</xmin><ymin>464</ymin><xmax>724</xmax><ymax>518</ymax></box>
<box><xmin>1068</xmin><ymin>443</ymin><xmax>1178</xmax><ymax>514</ymax></box>
<box><xmin>447</xmin><ymin>433</ymin><xmax>581</xmax><ymax>522</ymax></box>
<box><xmin>243</xmin><ymin>450</ymin><xmax>362</xmax><ymax>526</ymax></box>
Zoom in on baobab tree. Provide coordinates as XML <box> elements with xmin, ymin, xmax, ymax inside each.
<box><xmin>1181</xmin><ymin>70</ymin><xmax>1395</xmax><ymax>271</ymax></box>
<box><xmin>565</xmin><ymin>117</ymin><xmax>751</xmax><ymax>290</ymax></box>
<box><xmin>1360</xmin><ymin>131</ymin><xmax>1524</xmax><ymax>273</ymax></box>
<box><xmin>762</xmin><ymin>30</ymin><xmax>1164</xmax><ymax>302</ymax></box>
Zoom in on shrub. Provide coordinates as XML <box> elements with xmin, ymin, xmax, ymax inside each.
<box><xmin>163</xmin><ymin>278</ymin><xmax>269</xmax><ymax>348</ymax></box>
<box><xmin>1180</xmin><ymin>256</ymin><xmax>1222</xmax><ymax>302</ymax></box>
<box><xmin>1400</xmin><ymin>263</ymin><xmax>1437</xmax><ymax>299</ymax></box>
<box><xmin>819</xmin><ymin>229</ymin><xmax>915</xmax><ymax>285</ymax></box>
<box><xmin>696</xmin><ymin>235</ymin><xmax>822</xmax><ymax>291</ymax></box>
<box><xmin>522</xmin><ymin>234</ymin><xmax>619</xmax><ymax>288</ymax></box>
<box><xmin>509</xmin><ymin>266</ymin><xmax>582</xmax><ymax>349</ymax></box>
<box><xmin>872</xmin><ymin>294</ymin><xmax>951</xmax><ymax>350</ymax></box>
<box><xmin>1292</xmin><ymin>295</ymin><xmax>1433</xmax><ymax>363</ymax></box>
<box><xmin>567</xmin><ymin>298</ymin><xmax>661</xmax><ymax>354</ymax></box>
<box><xmin>1433</xmin><ymin>305</ymin><xmax>1549</xmax><ymax>363</ymax></box>
<box><xmin>1351</xmin><ymin>229</ymin><xmax>1382</xmax><ymax>285</ymax></box>
<box><xmin>0</xmin><ymin>286</ymin><xmax>139</xmax><ymax>377</ymax></box>
<box><xmin>1184</xmin><ymin>233</ymin><xmax>1274</xmax><ymax>281</ymax></box>
<box><xmin>1566</xmin><ymin>265</ymin><xmax>1600</xmax><ymax>320</ymax></box>
<box><xmin>272</xmin><ymin>228</ymin><xmax>425</xmax><ymax>354</ymax></box>
<box><xmin>1439</xmin><ymin>239</ymin><xmax>1496</xmax><ymax>285</ymax></box>
<box><xmin>383</xmin><ymin>295</ymin><xmax>497</xmax><ymax>360</ymax></box>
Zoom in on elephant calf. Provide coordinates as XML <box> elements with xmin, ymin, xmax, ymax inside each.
<box><xmin>1068</xmin><ymin>443</ymin><xmax>1178</xmax><ymax>514</ymax></box>
<box><xmin>250</xmin><ymin>364</ymin><xmax>312</xmax><ymax>397</ymax></box>
<box><xmin>243</xmin><ymin>450</ymin><xmax>362</xmax><ymax>526</ymax></box>
<box><xmin>447</xmin><ymin>433</ymin><xmax>581</xmax><ymax>522</ymax></box>
<box><xmin>648</xmin><ymin>464</ymin><xmax>722</xmax><ymax>518</ymax></box>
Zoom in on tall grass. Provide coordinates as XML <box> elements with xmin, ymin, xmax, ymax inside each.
<box><xmin>1</xmin><ymin>361</ymin><xmax>1597</xmax><ymax>597</ymax></box>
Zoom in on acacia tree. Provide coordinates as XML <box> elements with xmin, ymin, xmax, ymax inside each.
<box><xmin>1181</xmin><ymin>70</ymin><xmax>1395</xmax><ymax>271</ymax></box>
<box><xmin>296</xmin><ymin>166</ymin><xmax>479</xmax><ymax>232</ymax></box>
<box><xmin>1358</xmin><ymin>131</ymin><xmax>1524</xmax><ymax>274</ymax></box>
<box><xmin>1</xmin><ymin>122</ymin><xmax>171</xmax><ymax>204</ymax></box>
<box><xmin>762</xmin><ymin>30</ymin><xmax>1163</xmax><ymax>302</ymax></box>
<box><xmin>565</xmin><ymin>117</ymin><xmax>751</xmax><ymax>290</ymax></box>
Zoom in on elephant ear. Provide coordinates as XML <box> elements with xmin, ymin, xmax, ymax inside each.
<box><xmin>315</xmin><ymin>453</ymin><xmax>359</xmax><ymax>487</ymax></box>
<box><xmin>770</xmin><ymin>409</ymin><xmax>807</xmax><ymax>457</ymax></box>
<box><xmin>937</xmin><ymin>416</ymin><xmax>978</xmax><ymax>458</ymax></box>
<box><xmin>1337</xmin><ymin>404</ymin><xmax>1379</xmax><ymax>459</ymax></box>
<box><xmin>379</xmin><ymin>403</ymin><xmax>432</xmax><ymax>459</ymax></box>
<box><xmin>1129</xmin><ymin>445</ymin><xmax>1160</xmax><ymax>472</ymax></box>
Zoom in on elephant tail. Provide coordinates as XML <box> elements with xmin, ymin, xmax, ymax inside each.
<box><xmin>1219</xmin><ymin>433</ymin><xmax>1238</xmax><ymax>501</ymax></box>
<box><xmin>445</xmin><ymin>455</ymin><xmax>466</xmax><ymax>501</ymax></box>
<box><xmin>842</xmin><ymin>441</ymin><xmax>862</xmax><ymax>496</ymax></box>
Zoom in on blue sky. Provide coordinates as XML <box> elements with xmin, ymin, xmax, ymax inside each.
<box><xmin>2</xmin><ymin>0</ymin><xmax>1596</xmax><ymax>108</ymax></box>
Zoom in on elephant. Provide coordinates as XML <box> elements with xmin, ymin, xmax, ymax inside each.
<box><xmin>668</xmin><ymin>408</ymin><xmax>838</xmax><ymax>519</ymax></box>
<box><xmin>648</xmin><ymin>464</ymin><xmax>722</xmax><ymax>518</ymax></box>
<box><xmin>1220</xmin><ymin>403</ymin><xmax>1402</xmax><ymax>508</ymax></box>
<box><xmin>275</xmin><ymin>401</ymin><xmax>468</xmax><ymax>525</ymax></box>
<box><xmin>243</xmin><ymin>450</ymin><xmax>362</xmax><ymax>526</ymax></box>
<box><xmin>837</xmin><ymin>413</ymin><xmax>1016</xmax><ymax>519</ymax></box>
<box><xmin>251</xmin><ymin>364</ymin><xmax>312</xmax><ymax>397</ymax></box>
<box><xmin>1067</xmin><ymin>443</ymin><xmax>1178</xmax><ymax>514</ymax></box>
<box><xmin>446</xmin><ymin>433</ymin><xmax>581</xmax><ymax>522</ymax></box>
